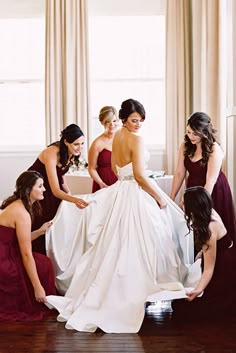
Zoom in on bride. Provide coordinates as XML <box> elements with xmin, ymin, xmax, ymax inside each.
<box><xmin>46</xmin><ymin>98</ymin><xmax>200</xmax><ymax>333</ymax></box>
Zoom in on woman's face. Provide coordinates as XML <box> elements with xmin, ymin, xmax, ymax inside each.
<box><xmin>30</xmin><ymin>178</ymin><xmax>45</xmax><ymax>203</ymax></box>
<box><xmin>66</xmin><ymin>136</ymin><xmax>85</xmax><ymax>156</ymax></box>
<box><xmin>186</xmin><ymin>125</ymin><xmax>201</xmax><ymax>145</ymax></box>
<box><xmin>104</xmin><ymin>115</ymin><xmax>119</xmax><ymax>134</ymax></box>
<box><xmin>124</xmin><ymin>112</ymin><xmax>144</xmax><ymax>133</ymax></box>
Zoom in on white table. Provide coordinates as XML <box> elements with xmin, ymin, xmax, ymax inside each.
<box><xmin>65</xmin><ymin>170</ymin><xmax>180</xmax><ymax>202</ymax></box>
<box><xmin>65</xmin><ymin>170</ymin><xmax>93</xmax><ymax>195</ymax></box>
<box><xmin>153</xmin><ymin>175</ymin><xmax>173</xmax><ymax>197</ymax></box>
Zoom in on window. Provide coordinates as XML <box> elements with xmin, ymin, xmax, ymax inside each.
<box><xmin>0</xmin><ymin>17</ymin><xmax>45</xmax><ymax>151</ymax></box>
<box><xmin>88</xmin><ymin>3</ymin><xmax>166</xmax><ymax>148</ymax></box>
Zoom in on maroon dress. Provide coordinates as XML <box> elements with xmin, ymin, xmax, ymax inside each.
<box><xmin>92</xmin><ymin>149</ymin><xmax>118</xmax><ymax>193</ymax></box>
<box><xmin>0</xmin><ymin>225</ymin><xmax>56</xmax><ymax>321</ymax></box>
<box><xmin>28</xmin><ymin>158</ymin><xmax>70</xmax><ymax>254</ymax></box>
<box><xmin>184</xmin><ymin>156</ymin><xmax>236</xmax><ymax>244</ymax></box>
<box><xmin>172</xmin><ymin>233</ymin><xmax>236</xmax><ymax>320</ymax></box>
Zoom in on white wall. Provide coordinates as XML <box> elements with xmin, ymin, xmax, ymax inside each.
<box><xmin>88</xmin><ymin>0</ymin><xmax>165</xmax><ymax>15</ymax></box>
<box><xmin>0</xmin><ymin>0</ymin><xmax>44</xmax><ymax>18</ymax></box>
<box><xmin>0</xmin><ymin>152</ymin><xmax>38</xmax><ymax>200</ymax></box>
<box><xmin>147</xmin><ymin>148</ymin><xmax>166</xmax><ymax>173</ymax></box>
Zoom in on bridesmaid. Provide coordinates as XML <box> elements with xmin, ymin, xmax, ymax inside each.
<box><xmin>170</xmin><ymin>112</ymin><xmax>236</xmax><ymax>243</ymax></box>
<box><xmin>0</xmin><ymin>171</ymin><xmax>56</xmax><ymax>321</ymax></box>
<box><xmin>28</xmin><ymin>124</ymin><xmax>89</xmax><ymax>255</ymax></box>
<box><xmin>88</xmin><ymin>106</ymin><xmax>119</xmax><ymax>192</ymax></box>
<box><xmin>172</xmin><ymin>186</ymin><xmax>236</xmax><ymax>320</ymax></box>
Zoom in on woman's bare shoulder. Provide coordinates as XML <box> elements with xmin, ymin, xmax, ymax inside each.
<box><xmin>212</xmin><ymin>142</ymin><xmax>221</xmax><ymax>149</ymax></box>
<box><xmin>45</xmin><ymin>144</ymin><xmax>59</xmax><ymax>154</ymax></box>
<box><xmin>90</xmin><ymin>134</ymin><xmax>106</xmax><ymax>150</ymax></box>
<box><xmin>179</xmin><ymin>141</ymin><xmax>185</xmax><ymax>152</ymax></box>
<box><xmin>212</xmin><ymin>142</ymin><xmax>224</xmax><ymax>156</ymax></box>
<box><xmin>0</xmin><ymin>200</ymin><xmax>30</xmax><ymax>227</ymax></box>
<box><xmin>40</xmin><ymin>144</ymin><xmax>59</xmax><ymax>164</ymax></box>
<box><xmin>10</xmin><ymin>200</ymin><xmax>28</xmax><ymax>214</ymax></box>
<box><xmin>131</xmin><ymin>132</ymin><xmax>143</xmax><ymax>142</ymax></box>
<box><xmin>210</xmin><ymin>210</ymin><xmax>227</xmax><ymax>238</ymax></box>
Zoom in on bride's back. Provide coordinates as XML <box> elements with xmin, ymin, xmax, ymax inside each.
<box><xmin>112</xmin><ymin>127</ymin><xmax>136</xmax><ymax>168</ymax></box>
<box><xmin>112</xmin><ymin>98</ymin><xmax>146</xmax><ymax>172</ymax></box>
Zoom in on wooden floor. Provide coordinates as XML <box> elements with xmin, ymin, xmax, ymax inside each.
<box><xmin>1</xmin><ymin>301</ymin><xmax>236</xmax><ymax>353</ymax></box>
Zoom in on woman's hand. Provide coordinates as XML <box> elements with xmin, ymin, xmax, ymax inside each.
<box><xmin>195</xmin><ymin>250</ymin><xmax>203</xmax><ymax>261</ymax></box>
<box><xmin>38</xmin><ymin>221</ymin><xmax>53</xmax><ymax>235</ymax></box>
<box><xmin>178</xmin><ymin>198</ymin><xmax>184</xmax><ymax>210</ymax></box>
<box><xmin>73</xmin><ymin>197</ymin><xmax>89</xmax><ymax>209</ymax></box>
<box><xmin>99</xmin><ymin>181</ymin><xmax>108</xmax><ymax>189</ymax></box>
<box><xmin>185</xmin><ymin>288</ymin><xmax>203</xmax><ymax>302</ymax></box>
<box><xmin>157</xmin><ymin>196</ymin><xmax>167</xmax><ymax>209</ymax></box>
<box><xmin>35</xmin><ymin>285</ymin><xmax>47</xmax><ymax>303</ymax></box>
<box><xmin>31</xmin><ymin>221</ymin><xmax>53</xmax><ymax>241</ymax></box>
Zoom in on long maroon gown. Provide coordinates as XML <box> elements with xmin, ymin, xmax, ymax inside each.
<box><xmin>184</xmin><ymin>156</ymin><xmax>236</xmax><ymax>244</ymax></box>
<box><xmin>0</xmin><ymin>225</ymin><xmax>56</xmax><ymax>321</ymax></box>
<box><xmin>172</xmin><ymin>233</ymin><xmax>236</xmax><ymax>319</ymax></box>
<box><xmin>28</xmin><ymin>158</ymin><xmax>70</xmax><ymax>255</ymax></box>
<box><xmin>92</xmin><ymin>149</ymin><xmax>118</xmax><ymax>192</ymax></box>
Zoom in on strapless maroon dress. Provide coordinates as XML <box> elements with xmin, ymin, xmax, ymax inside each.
<box><xmin>92</xmin><ymin>149</ymin><xmax>118</xmax><ymax>192</ymax></box>
<box><xmin>0</xmin><ymin>225</ymin><xmax>56</xmax><ymax>321</ymax></box>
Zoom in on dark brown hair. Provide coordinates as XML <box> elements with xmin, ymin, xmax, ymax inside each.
<box><xmin>49</xmin><ymin>124</ymin><xmax>84</xmax><ymax>167</ymax></box>
<box><xmin>119</xmin><ymin>99</ymin><xmax>146</xmax><ymax>123</ymax></box>
<box><xmin>184</xmin><ymin>186</ymin><xmax>213</xmax><ymax>251</ymax></box>
<box><xmin>0</xmin><ymin>170</ymin><xmax>43</xmax><ymax>221</ymax></box>
<box><xmin>184</xmin><ymin>112</ymin><xmax>218</xmax><ymax>165</ymax></box>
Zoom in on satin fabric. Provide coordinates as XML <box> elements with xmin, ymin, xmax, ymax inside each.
<box><xmin>46</xmin><ymin>163</ymin><xmax>200</xmax><ymax>333</ymax></box>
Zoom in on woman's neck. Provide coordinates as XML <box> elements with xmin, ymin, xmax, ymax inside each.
<box><xmin>103</xmin><ymin>131</ymin><xmax>114</xmax><ymax>139</ymax></box>
<box><xmin>122</xmin><ymin>125</ymin><xmax>131</xmax><ymax>132</ymax></box>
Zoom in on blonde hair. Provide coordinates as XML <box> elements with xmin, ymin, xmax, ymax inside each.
<box><xmin>99</xmin><ymin>106</ymin><xmax>117</xmax><ymax>125</ymax></box>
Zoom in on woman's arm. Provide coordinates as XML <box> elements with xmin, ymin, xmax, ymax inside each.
<box><xmin>62</xmin><ymin>175</ymin><xmax>70</xmax><ymax>194</ymax></box>
<box><xmin>43</xmin><ymin>146</ymin><xmax>88</xmax><ymax>208</ymax></box>
<box><xmin>186</xmin><ymin>230</ymin><xmax>217</xmax><ymax>301</ymax></box>
<box><xmin>88</xmin><ymin>139</ymin><xmax>108</xmax><ymax>188</ymax></box>
<box><xmin>31</xmin><ymin>221</ymin><xmax>53</xmax><ymax>241</ymax></box>
<box><xmin>204</xmin><ymin>143</ymin><xmax>224</xmax><ymax>195</ymax></box>
<box><xmin>170</xmin><ymin>143</ymin><xmax>187</xmax><ymax>201</ymax></box>
<box><xmin>132</xmin><ymin>135</ymin><xmax>167</xmax><ymax>208</ymax></box>
<box><xmin>16</xmin><ymin>208</ymin><xmax>47</xmax><ymax>302</ymax></box>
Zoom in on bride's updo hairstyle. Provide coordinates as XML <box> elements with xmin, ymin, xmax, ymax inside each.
<box><xmin>119</xmin><ymin>99</ymin><xmax>146</xmax><ymax>124</ymax></box>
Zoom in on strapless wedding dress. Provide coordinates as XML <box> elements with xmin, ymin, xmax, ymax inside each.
<box><xmin>46</xmin><ymin>163</ymin><xmax>200</xmax><ymax>333</ymax></box>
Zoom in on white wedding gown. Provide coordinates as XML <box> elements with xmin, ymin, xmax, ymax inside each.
<box><xmin>46</xmin><ymin>163</ymin><xmax>200</xmax><ymax>333</ymax></box>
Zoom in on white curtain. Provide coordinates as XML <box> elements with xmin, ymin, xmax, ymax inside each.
<box><xmin>166</xmin><ymin>0</ymin><xmax>228</xmax><ymax>174</ymax></box>
<box><xmin>45</xmin><ymin>0</ymin><xmax>90</xmax><ymax>147</ymax></box>
<box><xmin>165</xmin><ymin>0</ymin><xmax>191</xmax><ymax>174</ymax></box>
<box><xmin>191</xmin><ymin>0</ymin><xmax>227</xmax><ymax>150</ymax></box>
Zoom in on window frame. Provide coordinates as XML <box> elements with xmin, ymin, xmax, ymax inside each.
<box><xmin>87</xmin><ymin>0</ymin><xmax>166</xmax><ymax>152</ymax></box>
<box><xmin>0</xmin><ymin>2</ymin><xmax>45</xmax><ymax>153</ymax></box>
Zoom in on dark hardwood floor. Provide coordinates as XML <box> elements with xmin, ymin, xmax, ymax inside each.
<box><xmin>0</xmin><ymin>301</ymin><xmax>235</xmax><ymax>353</ymax></box>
